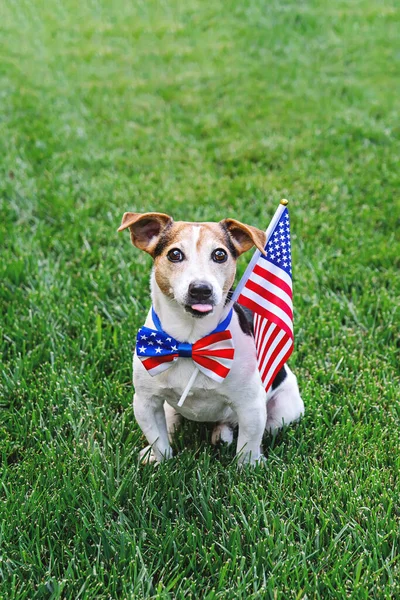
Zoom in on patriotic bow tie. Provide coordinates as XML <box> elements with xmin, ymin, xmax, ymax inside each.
<box><xmin>136</xmin><ymin>308</ymin><xmax>235</xmax><ymax>383</ymax></box>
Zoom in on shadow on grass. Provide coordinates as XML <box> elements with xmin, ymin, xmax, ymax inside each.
<box><xmin>164</xmin><ymin>416</ymin><xmax>308</xmax><ymax>468</ymax></box>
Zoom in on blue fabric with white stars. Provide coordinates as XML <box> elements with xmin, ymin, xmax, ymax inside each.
<box><xmin>261</xmin><ymin>208</ymin><xmax>292</xmax><ymax>276</ymax></box>
<box><xmin>135</xmin><ymin>308</ymin><xmax>234</xmax><ymax>359</ymax></box>
<box><xmin>136</xmin><ymin>328</ymin><xmax>185</xmax><ymax>358</ymax></box>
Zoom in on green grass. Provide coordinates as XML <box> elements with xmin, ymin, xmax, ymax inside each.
<box><xmin>1</xmin><ymin>0</ymin><xmax>399</xmax><ymax>597</ymax></box>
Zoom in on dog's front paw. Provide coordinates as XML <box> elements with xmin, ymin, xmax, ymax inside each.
<box><xmin>139</xmin><ymin>445</ymin><xmax>173</xmax><ymax>465</ymax></box>
<box><xmin>237</xmin><ymin>451</ymin><xmax>267</xmax><ymax>468</ymax></box>
<box><xmin>211</xmin><ymin>423</ymin><xmax>234</xmax><ymax>446</ymax></box>
<box><xmin>139</xmin><ymin>445</ymin><xmax>158</xmax><ymax>465</ymax></box>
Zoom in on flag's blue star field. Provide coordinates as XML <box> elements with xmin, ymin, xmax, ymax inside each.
<box><xmin>261</xmin><ymin>208</ymin><xmax>292</xmax><ymax>276</ymax></box>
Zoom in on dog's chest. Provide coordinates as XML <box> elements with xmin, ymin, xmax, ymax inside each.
<box><xmin>155</xmin><ymin>361</ymin><xmax>234</xmax><ymax>422</ymax></box>
<box><xmin>134</xmin><ymin>308</ymin><xmax>258</xmax><ymax>423</ymax></box>
<box><xmin>164</xmin><ymin>387</ymin><xmax>234</xmax><ymax>422</ymax></box>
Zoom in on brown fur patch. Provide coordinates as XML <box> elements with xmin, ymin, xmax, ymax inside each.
<box><xmin>195</xmin><ymin>223</ymin><xmax>228</xmax><ymax>251</ymax></box>
<box><xmin>153</xmin><ymin>223</ymin><xmax>193</xmax><ymax>297</ymax></box>
<box><xmin>154</xmin><ymin>267</ymin><xmax>175</xmax><ymax>298</ymax></box>
<box><xmin>153</xmin><ymin>222</ymin><xmax>237</xmax><ymax>299</ymax></box>
<box><xmin>118</xmin><ymin>212</ymin><xmax>173</xmax><ymax>256</ymax></box>
<box><xmin>220</xmin><ymin>219</ymin><xmax>266</xmax><ymax>256</ymax></box>
<box><xmin>153</xmin><ymin>222</ymin><xmax>193</xmax><ymax>257</ymax></box>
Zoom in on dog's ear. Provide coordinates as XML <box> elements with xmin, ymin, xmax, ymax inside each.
<box><xmin>118</xmin><ymin>212</ymin><xmax>173</xmax><ymax>256</ymax></box>
<box><xmin>220</xmin><ymin>219</ymin><xmax>266</xmax><ymax>256</ymax></box>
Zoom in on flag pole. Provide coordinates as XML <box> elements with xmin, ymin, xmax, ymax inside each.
<box><xmin>177</xmin><ymin>367</ymin><xmax>199</xmax><ymax>407</ymax></box>
<box><xmin>176</xmin><ymin>199</ymin><xmax>289</xmax><ymax>406</ymax></box>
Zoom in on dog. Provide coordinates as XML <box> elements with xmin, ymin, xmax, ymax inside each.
<box><xmin>118</xmin><ymin>211</ymin><xmax>304</xmax><ymax>466</ymax></box>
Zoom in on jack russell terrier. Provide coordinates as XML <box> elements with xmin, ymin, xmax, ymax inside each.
<box><xmin>118</xmin><ymin>212</ymin><xmax>304</xmax><ymax>466</ymax></box>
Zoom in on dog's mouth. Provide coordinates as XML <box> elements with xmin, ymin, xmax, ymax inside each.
<box><xmin>184</xmin><ymin>303</ymin><xmax>214</xmax><ymax>318</ymax></box>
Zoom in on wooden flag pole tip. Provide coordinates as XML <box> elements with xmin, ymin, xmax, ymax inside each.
<box><xmin>280</xmin><ymin>198</ymin><xmax>289</xmax><ymax>206</ymax></box>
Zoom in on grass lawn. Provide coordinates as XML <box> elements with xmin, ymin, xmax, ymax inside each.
<box><xmin>1</xmin><ymin>0</ymin><xmax>399</xmax><ymax>597</ymax></box>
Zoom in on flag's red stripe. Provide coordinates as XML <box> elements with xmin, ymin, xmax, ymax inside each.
<box><xmin>254</xmin><ymin>314</ymin><xmax>261</xmax><ymax>345</ymax></box>
<box><xmin>260</xmin><ymin>332</ymin><xmax>289</xmax><ymax>380</ymax></box>
<box><xmin>194</xmin><ymin>355</ymin><xmax>230</xmax><ymax>379</ymax></box>
<box><xmin>261</xmin><ymin>335</ymin><xmax>292</xmax><ymax>389</ymax></box>
<box><xmin>193</xmin><ymin>348</ymin><xmax>234</xmax><ymax>359</ymax></box>
<box><xmin>263</xmin><ymin>343</ymin><xmax>293</xmax><ymax>392</ymax></box>
<box><xmin>244</xmin><ymin>279</ymin><xmax>293</xmax><ymax>321</ymax></box>
<box><xmin>255</xmin><ymin>315</ymin><xmax>270</xmax><ymax>347</ymax></box>
<box><xmin>253</xmin><ymin>263</ymin><xmax>292</xmax><ymax>298</ymax></box>
<box><xmin>237</xmin><ymin>296</ymin><xmax>293</xmax><ymax>339</ymax></box>
<box><xmin>257</xmin><ymin>324</ymin><xmax>281</xmax><ymax>374</ymax></box>
<box><xmin>194</xmin><ymin>330</ymin><xmax>232</xmax><ymax>350</ymax></box>
<box><xmin>142</xmin><ymin>354</ymin><xmax>177</xmax><ymax>370</ymax></box>
<box><xmin>257</xmin><ymin>322</ymin><xmax>278</xmax><ymax>369</ymax></box>
<box><xmin>255</xmin><ymin>319</ymin><xmax>273</xmax><ymax>357</ymax></box>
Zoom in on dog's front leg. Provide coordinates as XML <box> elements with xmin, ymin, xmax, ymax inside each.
<box><xmin>134</xmin><ymin>394</ymin><xmax>173</xmax><ymax>463</ymax></box>
<box><xmin>235</xmin><ymin>388</ymin><xmax>267</xmax><ymax>466</ymax></box>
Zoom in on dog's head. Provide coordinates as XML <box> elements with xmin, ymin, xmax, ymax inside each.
<box><xmin>118</xmin><ymin>212</ymin><xmax>266</xmax><ymax>318</ymax></box>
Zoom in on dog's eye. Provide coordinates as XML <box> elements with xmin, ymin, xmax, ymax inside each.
<box><xmin>167</xmin><ymin>248</ymin><xmax>184</xmax><ymax>262</ymax></box>
<box><xmin>212</xmin><ymin>248</ymin><xmax>228</xmax><ymax>263</ymax></box>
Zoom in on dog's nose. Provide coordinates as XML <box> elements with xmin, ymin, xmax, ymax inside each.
<box><xmin>188</xmin><ymin>281</ymin><xmax>213</xmax><ymax>301</ymax></box>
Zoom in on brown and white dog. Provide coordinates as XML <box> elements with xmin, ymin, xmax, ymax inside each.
<box><xmin>118</xmin><ymin>212</ymin><xmax>304</xmax><ymax>466</ymax></box>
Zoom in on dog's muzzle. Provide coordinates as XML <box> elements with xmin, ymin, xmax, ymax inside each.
<box><xmin>186</xmin><ymin>280</ymin><xmax>215</xmax><ymax>316</ymax></box>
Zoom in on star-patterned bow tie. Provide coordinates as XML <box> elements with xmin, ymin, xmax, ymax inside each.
<box><xmin>136</xmin><ymin>308</ymin><xmax>235</xmax><ymax>383</ymax></box>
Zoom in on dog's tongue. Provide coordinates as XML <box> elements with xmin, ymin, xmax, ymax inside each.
<box><xmin>191</xmin><ymin>304</ymin><xmax>213</xmax><ymax>313</ymax></box>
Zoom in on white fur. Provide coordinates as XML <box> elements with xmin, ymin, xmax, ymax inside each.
<box><xmin>133</xmin><ymin>227</ymin><xmax>304</xmax><ymax>466</ymax></box>
<box><xmin>164</xmin><ymin>225</ymin><xmax>225</xmax><ymax>311</ymax></box>
<box><xmin>211</xmin><ymin>423</ymin><xmax>234</xmax><ymax>445</ymax></box>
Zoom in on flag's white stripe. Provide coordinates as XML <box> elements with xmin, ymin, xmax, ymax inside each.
<box><xmin>261</xmin><ymin>338</ymin><xmax>293</xmax><ymax>388</ymax></box>
<box><xmin>255</xmin><ymin>314</ymin><xmax>269</xmax><ymax>347</ymax></box>
<box><xmin>253</xmin><ymin>313</ymin><xmax>261</xmax><ymax>345</ymax></box>
<box><xmin>256</xmin><ymin>259</ymin><xmax>292</xmax><ymax>291</ymax></box>
<box><xmin>240</xmin><ymin>287</ymin><xmax>293</xmax><ymax>334</ymax></box>
<box><xmin>260</xmin><ymin>334</ymin><xmax>292</xmax><ymax>380</ymax></box>
<box><xmin>254</xmin><ymin>313</ymin><xmax>259</xmax><ymax>344</ymax></box>
<box><xmin>258</xmin><ymin>329</ymin><xmax>286</xmax><ymax>376</ymax></box>
<box><xmin>256</xmin><ymin>322</ymin><xmax>278</xmax><ymax>368</ymax></box>
<box><xmin>258</xmin><ymin>326</ymin><xmax>287</xmax><ymax>373</ymax></box>
<box><xmin>249</xmin><ymin>271</ymin><xmax>293</xmax><ymax>311</ymax></box>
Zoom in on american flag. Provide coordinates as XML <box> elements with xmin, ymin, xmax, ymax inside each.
<box><xmin>237</xmin><ymin>207</ymin><xmax>294</xmax><ymax>392</ymax></box>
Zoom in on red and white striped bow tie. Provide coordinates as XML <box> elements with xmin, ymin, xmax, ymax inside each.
<box><xmin>136</xmin><ymin>308</ymin><xmax>235</xmax><ymax>383</ymax></box>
